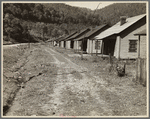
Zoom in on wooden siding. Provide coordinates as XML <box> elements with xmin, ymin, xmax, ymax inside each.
<box><xmin>140</xmin><ymin>35</ymin><xmax>147</xmax><ymax>58</ymax></box>
<box><xmin>87</xmin><ymin>39</ymin><xmax>93</xmax><ymax>53</ymax></box>
<box><xmin>74</xmin><ymin>41</ymin><xmax>77</xmax><ymax>49</ymax></box>
<box><xmin>93</xmin><ymin>40</ymin><xmax>102</xmax><ymax>53</ymax></box>
<box><xmin>86</xmin><ymin>39</ymin><xmax>90</xmax><ymax>53</ymax></box>
<box><xmin>74</xmin><ymin>41</ymin><xmax>79</xmax><ymax>50</ymax></box>
<box><xmin>87</xmin><ymin>39</ymin><xmax>102</xmax><ymax>54</ymax></box>
<box><xmin>61</xmin><ymin>41</ymin><xmax>64</xmax><ymax>47</ymax></box>
<box><xmin>54</xmin><ymin>41</ymin><xmax>57</xmax><ymax>46</ymax></box>
<box><xmin>66</xmin><ymin>41</ymin><xmax>71</xmax><ymax>49</ymax></box>
<box><xmin>73</xmin><ymin>41</ymin><xmax>81</xmax><ymax>50</ymax></box>
<box><xmin>114</xmin><ymin>36</ymin><xmax>121</xmax><ymax>58</ymax></box>
<box><xmin>119</xmin><ymin>24</ymin><xmax>146</xmax><ymax>59</ymax></box>
<box><xmin>78</xmin><ymin>41</ymin><xmax>82</xmax><ymax>50</ymax></box>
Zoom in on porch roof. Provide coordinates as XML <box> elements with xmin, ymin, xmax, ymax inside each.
<box><xmin>134</xmin><ymin>29</ymin><xmax>146</xmax><ymax>35</ymax></box>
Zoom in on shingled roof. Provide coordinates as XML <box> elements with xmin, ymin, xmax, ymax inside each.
<box><xmin>75</xmin><ymin>24</ymin><xmax>109</xmax><ymax>41</ymax></box>
<box><xmin>96</xmin><ymin>14</ymin><xmax>146</xmax><ymax>40</ymax></box>
<box><xmin>60</xmin><ymin>31</ymin><xmax>78</xmax><ymax>41</ymax></box>
<box><xmin>65</xmin><ymin>32</ymin><xmax>78</xmax><ymax>41</ymax></box>
<box><xmin>54</xmin><ymin>36</ymin><xmax>65</xmax><ymax>42</ymax></box>
<box><xmin>66</xmin><ymin>28</ymin><xmax>90</xmax><ymax>41</ymax></box>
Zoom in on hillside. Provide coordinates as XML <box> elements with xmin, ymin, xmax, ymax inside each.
<box><xmin>3</xmin><ymin>3</ymin><xmax>146</xmax><ymax>44</ymax></box>
<box><xmin>95</xmin><ymin>3</ymin><xmax>146</xmax><ymax>25</ymax></box>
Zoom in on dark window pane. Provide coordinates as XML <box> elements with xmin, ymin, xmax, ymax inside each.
<box><xmin>129</xmin><ymin>40</ymin><xmax>137</xmax><ymax>52</ymax></box>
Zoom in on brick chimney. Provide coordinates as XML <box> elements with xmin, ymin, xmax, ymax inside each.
<box><xmin>120</xmin><ymin>16</ymin><xmax>127</xmax><ymax>26</ymax></box>
<box><xmin>91</xmin><ymin>26</ymin><xmax>95</xmax><ymax>31</ymax></box>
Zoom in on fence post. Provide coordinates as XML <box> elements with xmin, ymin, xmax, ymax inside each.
<box><xmin>140</xmin><ymin>58</ymin><xmax>146</xmax><ymax>86</ymax></box>
<box><xmin>136</xmin><ymin>58</ymin><xmax>141</xmax><ymax>84</ymax></box>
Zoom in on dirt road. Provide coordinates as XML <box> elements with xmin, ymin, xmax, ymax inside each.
<box><xmin>5</xmin><ymin>44</ymin><xmax>147</xmax><ymax>117</ymax></box>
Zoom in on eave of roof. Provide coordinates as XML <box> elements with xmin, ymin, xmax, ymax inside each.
<box><xmin>54</xmin><ymin>36</ymin><xmax>65</xmax><ymax>41</ymax></box>
<box><xmin>65</xmin><ymin>32</ymin><xmax>79</xmax><ymax>41</ymax></box>
<box><xmin>59</xmin><ymin>31</ymin><xmax>78</xmax><ymax>41</ymax></box>
<box><xmin>75</xmin><ymin>24</ymin><xmax>108</xmax><ymax>41</ymax></box>
<box><xmin>134</xmin><ymin>29</ymin><xmax>146</xmax><ymax>35</ymax></box>
<box><xmin>66</xmin><ymin>28</ymin><xmax>90</xmax><ymax>41</ymax></box>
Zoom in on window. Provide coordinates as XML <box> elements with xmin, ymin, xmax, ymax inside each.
<box><xmin>95</xmin><ymin>40</ymin><xmax>102</xmax><ymax>49</ymax></box>
<box><xmin>129</xmin><ymin>40</ymin><xmax>137</xmax><ymax>52</ymax></box>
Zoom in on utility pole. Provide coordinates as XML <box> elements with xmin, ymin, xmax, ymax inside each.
<box><xmin>93</xmin><ymin>3</ymin><xmax>101</xmax><ymax>16</ymax></box>
<box><xmin>81</xmin><ymin>3</ymin><xmax>101</xmax><ymax>59</ymax></box>
<box><xmin>93</xmin><ymin>3</ymin><xmax>101</xmax><ymax>57</ymax></box>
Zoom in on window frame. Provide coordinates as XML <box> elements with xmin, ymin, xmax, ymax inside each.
<box><xmin>95</xmin><ymin>40</ymin><xmax>102</xmax><ymax>50</ymax></box>
<box><xmin>129</xmin><ymin>39</ymin><xmax>138</xmax><ymax>52</ymax></box>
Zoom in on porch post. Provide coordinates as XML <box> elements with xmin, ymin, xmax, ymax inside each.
<box><xmin>92</xmin><ymin>40</ymin><xmax>94</xmax><ymax>56</ymax></box>
<box><xmin>89</xmin><ymin>39</ymin><xmax>91</xmax><ymax>54</ymax></box>
<box><xmin>96</xmin><ymin>39</ymin><xmax>98</xmax><ymax>56</ymax></box>
<box><xmin>102</xmin><ymin>41</ymin><xmax>104</xmax><ymax>58</ymax></box>
<box><xmin>138</xmin><ymin>35</ymin><xmax>140</xmax><ymax>58</ymax></box>
<box><xmin>78</xmin><ymin>41</ymin><xmax>79</xmax><ymax>52</ymax></box>
<box><xmin>91</xmin><ymin>40</ymin><xmax>93</xmax><ymax>56</ymax></box>
<box><xmin>118</xmin><ymin>36</ymin><xmax>121</xmax><ymax>59</ymax></box>
<box><xmin>87</xmin><ymin>39</ymin><xmax>89</xmax><ymax>53</ymax></box>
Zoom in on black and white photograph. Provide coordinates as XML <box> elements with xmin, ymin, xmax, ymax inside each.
<box><xmin>2</xmin><ymin>1</ymin><xmax>149</xmax><ymax>117</ymax></box>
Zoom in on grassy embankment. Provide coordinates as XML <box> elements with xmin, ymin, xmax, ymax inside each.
<box><xmin>3</xmin><ymin>45</ymin><xmax>29</xmax><ymax>115</ymax></box>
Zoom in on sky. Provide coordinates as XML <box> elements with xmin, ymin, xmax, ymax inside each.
<box><xmin>64</xmin><ymin>2</ymin><xmax>115</xmax><ymax>10</ymax></box>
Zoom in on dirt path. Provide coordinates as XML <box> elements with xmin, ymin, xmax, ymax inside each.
<box><xmin>5</xmin><ymin>45</ymin><xmax>147</xmax><ymax>117</ymax></box>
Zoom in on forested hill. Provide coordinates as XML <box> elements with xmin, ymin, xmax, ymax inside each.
<box><xmin>3</xmin><ymin>3</ymin><xmax>146</xmax><ymax>44</ymax></box>
<box><xmin>42</xmin><ymin>3</ymin><xmax>92</xmax><ymax>15</ymax></box>
<box><xmin>95</xmin><ymin>3</ymin><xmax>146</xmax><ymax>25</ymax></box>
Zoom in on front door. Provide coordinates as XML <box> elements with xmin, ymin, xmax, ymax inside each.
<box><xmin>82</xmin><ymin>40</ymin><xmax>87</xmax><ymax>52</ymax></box>
<box><xmin>64</xmin><ymin>41</ymin><xmax>66</xmax><ymax>48</ymax></box>
<box><xmin>103</xmin><ymin>39</ymin><xmax>116</xmax><ymax>55</ymax></box>
<box><xmin>71</xmin><ymin>41</ymin><xmax>74</xmax><ymax>48</ymax></box>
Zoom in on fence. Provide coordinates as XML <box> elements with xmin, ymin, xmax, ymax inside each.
<box><xmin>136</xmin><ymin>58</ymin><xmax>147</xmax><ymax>86</ymax></box>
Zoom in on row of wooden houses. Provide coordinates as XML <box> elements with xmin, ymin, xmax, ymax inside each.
<box><xmin>49</xmin><ymin>14</ymin><xmax>147</xmax><ymax>59</ymax></box>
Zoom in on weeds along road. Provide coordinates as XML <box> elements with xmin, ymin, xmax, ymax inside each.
<box><xmin>5</xmin><ymin>44</ymin><xmax>147</xmax><ymax>116</ymax></box>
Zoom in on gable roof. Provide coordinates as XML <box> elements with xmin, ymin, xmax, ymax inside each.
<box><xmin>65</xmin><ymin>32</ymin><xmax>78</xmax><ymax>41</ymax></box>
<box><xmin>54</xmin><ymin>36</ymin><xmax>65</xmax><ymax>42</ymax></box>
<box><xmin>49</xmin><ymin>38</ymin><xmax>55</xmax><ymax>42</ymax></box>
<box><xmin>134</xmin><ymin>29</ymin><xmax>146</xmax><ymax>35</ymax></box>
<box><xmin>60</xmin><ymin>31</ymin><xmax>78</xmax><ymax>41</ymax></box>
<box><xmin>46</xmin><ymin>39</ymin><xmax>53</xmax><ymax>42</ymax></box>
<box><xmin>96</xmin><ymin>14</ymin><xmax>146</xmax><ymax>40</ymax></box>
<box><xmin>66</xmin><ymin>28</ymin><xmax>90</xmax><ymax>41</ymax></box>
<box><xmin>75</xmin><ymin>24</ymin><xmax>109</xmax><ymax>41</ymax></box>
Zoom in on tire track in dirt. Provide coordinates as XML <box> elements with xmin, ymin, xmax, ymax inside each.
<box><xmin>44</xmin><ymin>47</ymin><xmax>147</xmax><ymax>116</ymax></box>
<box><xmin>45</xmin><ymin>47</ymin><xmax>147</xmax><ymax>116</ymax></box>
<box><xmin>43</xmin><ymin>48</ymin><xmax>75</xmax><ymax>116</ymax></box>
<box><xmin>49</xmin><ymin>48</ymin><xmax>88</xmax><ymax>72</ymax></box>
<box><xmin>43</xmin><ymin>47</ymin><xmax>115</xmax><ymax>116</ymax></box>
